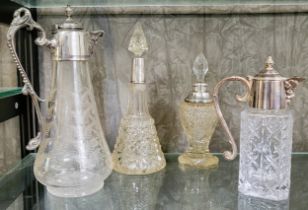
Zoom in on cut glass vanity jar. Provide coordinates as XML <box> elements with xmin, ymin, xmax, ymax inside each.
<box><xmin>179</xmin><ymin>53</ymin><xmax>219</xmax><ymax>169</ymax></box>
<box><xmin>213</xmin><ymin>56</ymin><xmax>304</xmax><ymax>201</ymax></box>
<box><xmin>7</xmin><ymin>7</ymin><xmax>112</xmax><ymax>197</ymax></box>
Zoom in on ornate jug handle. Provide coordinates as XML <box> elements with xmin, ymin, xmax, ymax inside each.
<box><xmin>7</xmin><ymin>8</ymin><xmax>55</xmax><ymax>150</ymax></box>
<box><xmin>212</xmin><ymin>76</ymin><xmax>252</xmax><ymax>160</ymax></box>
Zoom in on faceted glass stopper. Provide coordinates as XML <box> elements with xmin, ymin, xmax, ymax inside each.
<box><xmin>193</xmin><ymin>53</ymin><xmax>208</xmax><ymax>83</ymax></box>
<box><xmin>128</xmin><ymin>23</ymin><xmax>148</xmax><ymax>57</ymax></box>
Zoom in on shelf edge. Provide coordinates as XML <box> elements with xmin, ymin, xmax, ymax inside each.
<box><xmin>35</xmin><ymin>4</ymin><xmax>308</xmax><ymax>15</ymax></box>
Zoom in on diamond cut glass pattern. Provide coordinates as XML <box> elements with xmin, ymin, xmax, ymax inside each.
<box><xmin>112</xmin><ymin>23</ymin><xmax>165</xmax><ymax>175</ymax></box>
<box><xmin>239</xmin><ymin>108</ymin><xmax>293</xmax><ymax>201</ymax></box>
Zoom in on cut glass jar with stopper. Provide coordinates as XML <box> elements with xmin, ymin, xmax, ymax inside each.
<box><xmin>112</xmin><ymin>23</ymin><xmax>166</xmax><ymax>175</ymax></box>
<box><xmin>178</xmin><ymin>53</ymin><xmax>219</xmax><ymax>169</ymax></box>
<box><xmin>213</xmin><ymin>56</ymin><xmax>304</xmax><ymax>200</ymax></box>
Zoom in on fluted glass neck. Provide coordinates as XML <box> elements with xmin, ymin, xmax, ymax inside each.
<box><xmin>126</xmin><ymin>83</ymin><xmax>150</xmax><ymax>116</ymax></box>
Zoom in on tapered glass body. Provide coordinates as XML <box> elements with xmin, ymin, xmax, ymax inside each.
<box><xmin>239</xmin><ymin>108</ymin><xmax>293</xmax><ymax>200</ymax></box>
<box><xmin>178</xmin><ymin>101</ymin><xmax>219</xmax><ymax>168</ymax></box>
<box><xmin>112</xmin><ymin>84</ymin><xmax>166</xmax><ymax>175</ymax></box>
<box><xmin>34</xmin><ymin>61</ymin><xmax>112</xmax><ymax>197</ymax></box>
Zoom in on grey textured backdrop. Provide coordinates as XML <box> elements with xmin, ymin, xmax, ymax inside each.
<box><xmin>38</xmin><ymin>13</ymin><xmax>308</xmax><ymax>153</ymax></box>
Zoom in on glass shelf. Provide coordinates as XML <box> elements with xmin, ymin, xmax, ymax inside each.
<box><xmin>11</xmin><ymin>0</ymin><xmax>308</xmax><ymax>9</ymax></box>
<box><xmin>1</xmin><ymin>153</ymin><xmax>308</xmax><ymax>210</ymax></box>
<box><xmin>0</xmin><ymin>87</ymin><xmax>22</xmax><ymax>99</ymax></box>
<box><xmin>0</xmin><ymin>154</ymin><xmax>35</xmax><ymax>210</ymax></box>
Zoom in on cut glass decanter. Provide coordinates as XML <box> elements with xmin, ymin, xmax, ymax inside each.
<box><xmin>112</xmin><ymin>23</ymin><xmax>166</xmax><ymax>175</ymax></box>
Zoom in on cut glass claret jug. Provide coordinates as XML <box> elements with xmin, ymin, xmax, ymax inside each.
<box><xmin>178</xmin><ymin>53</ymin><xmax>219</xmax><ymax>169</ymax></box>
<box><xmin>112</xmin><ymin>23</ymin><xmax>166</xmax><ymax>175</ymax></box>
<box><xmin>7</xmin><ymin>7</ymin><xmax>112</xmax><ymax>197</ymax></box>
<box><xmin>213</xmin><ymin>56</ymin><xmax>304</xmax><ymax>200</ymax></box>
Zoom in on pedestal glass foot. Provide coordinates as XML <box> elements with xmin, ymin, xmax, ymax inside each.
<box><xmin>178</xmin><ymin>153</ymin><xmax>219</xmax><ymax>169</ymax></box>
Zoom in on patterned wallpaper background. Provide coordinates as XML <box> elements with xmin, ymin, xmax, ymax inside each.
<box><xmin>38</xmin><ymin>13</ymin><xmax>308</xmax><ymax>153</ymax></box>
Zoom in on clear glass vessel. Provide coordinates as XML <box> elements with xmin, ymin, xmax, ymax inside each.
<box><xmin>7</xmin><ymin>7</ymin><xmax>112</xmax><ymax>197</ymax></box>
<box><xmin>213</xmin><ymin>56</ymin><xmax>304</xmax><ymax>201</ymax></box>
<box><xmin>239</xmin><ymin>108</ymin><xmax>293</xmax><ymax>200</ymax></box>
<box><xmin>112</xmin><ymin>84</ymin><xmax>166</xmax><ymax>174</ymax></box>
<box><xmin>178</xmin><ymin>53</ymin><xmax>218</xmax><ymax>169</ymax></box>
<box><xmin>112</xmin><ymin>23</ymin><xmax>166</xmax><ymax>175</ymax></box>
<box><xmin>35</xmin><ymin>61</ymin><xmax>112</xmax><ymax>197</ymax></box>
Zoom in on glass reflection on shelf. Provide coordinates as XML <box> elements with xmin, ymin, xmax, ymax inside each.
<box><xmin>157</xmin><ymin>163</ymin><xmax>236</xmax><ymax>210</ymax></box>
<box><xmin>110</xmin><ymin>169</ymin><xmax>165</xmax><ymax>210</ymax></box>
<box><xmin>180</xmin><ymin>167</ymin><xmax>219</xmax><ymax>210</ymax></box>
<box><xmin>42</xmin><ymin>169</ymin><xmax>165</xmax><ymax>210</ymax></box>
<box><xmin>238</xmin><ymin>193</ymin><xmax>289</xmax><ymax>210</ymax></box>
<box><xmin>43</xmin><ymin>186</ymin><xmax>114</xmax><ymax>210</ymax></box>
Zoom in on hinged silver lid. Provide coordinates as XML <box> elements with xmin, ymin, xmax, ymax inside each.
<box><xmin>254</xmin><ymin>56</ymin><xmax>285</xmax><ymax>80</ymax></box>
<box><xmin>185</xmin><ymin>53</ymin><xmax>212</xmax><ymax>103</ymax></box>
<box><xmin>248</xmin><ymin>56</ymin><xmax>304</xmax><ymax>109</ymax></box>
<box><xmin>51</xmin><ymin>6</ymin><xmax>103</xmax><ymax>61</ymax></box>
<box><xmin>58</xmin><ymin>6</ymin><xmax>83</xmax><ymax>30</ymax></box>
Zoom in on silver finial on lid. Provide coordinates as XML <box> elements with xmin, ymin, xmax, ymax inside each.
<box><xmin>65</xmin><ymin>5</ymin><xmax>73</xmax><ymax>21</ymax></box>
<box><xmin>255</xmin><ymin>56</ymin><xmax>281</xmax><ymax>78</ymax></box>
<box><xmin>265</xmin><ymin>56</ymin><xmax>274</xmax><ymax>71</ymax></box>
<box><xmin>58</xmin><ymin>5</ymin><xmax>82</xmax><ymax>30</ymax></box>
